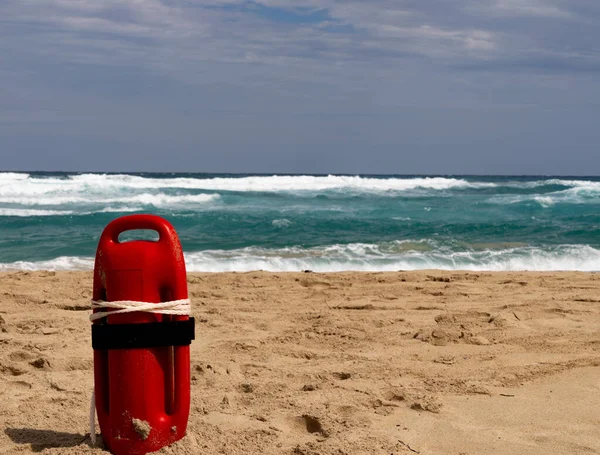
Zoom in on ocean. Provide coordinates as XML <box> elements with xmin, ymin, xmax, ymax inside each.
<box><xmin>0</xmin><ymin>172</ymin><xmax>599</xmax><ymax>272</ymax></box>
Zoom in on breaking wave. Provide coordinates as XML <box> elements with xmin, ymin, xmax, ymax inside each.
<box><xmin>0</xmin><ymin>172</ymin><xmax>492</xmax><ymax>199</ymax></box>
<box><xmin>2</xmin><ymin>243</ymin><xmax>599</xmax><ymax>272</ymax></box>
<box><xmin>1</xmin><ymin>172</ymin><xmax>599</xmax><ymax>271</ymax></box>
<box><xmin>0</xmin><ymin>208</ymin><xmax>75</xmax><ymax>217</ymax></box>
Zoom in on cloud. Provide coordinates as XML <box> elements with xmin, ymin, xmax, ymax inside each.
<box><xmin>2</xmin><ymin>0</ymin><xmax>599</xmax><ymax>106</ymax></box>
<box><xmin>2</xmin><ymin>0</ymin><xmax>597</xmax><ymax>79</ymax></box>
<box><xmin>488</xmin><ymin>0</ymin><xmax>572</xmax><ymax>18</ymax></box>
<box><xmin>1</xmin><ymin>0</ymin><xmax>600</xmax><ymax>175</ymax></box>
<box><xmin>0</xmin><ymin>2</ymin><xmax>466</xmax><ymax>69</ymax></box>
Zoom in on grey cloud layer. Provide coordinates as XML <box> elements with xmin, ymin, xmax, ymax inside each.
<box><xmin>3</xmin><ymin>0</ymin><xmax>598</xmax><ymax>72</ymax></box>
<box><xmin>1</xmin><ymin>1</ymin><xmax>599</xmax><ymax>173</ymax></box>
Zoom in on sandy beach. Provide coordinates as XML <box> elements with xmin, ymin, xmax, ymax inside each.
<box><xmin>0</xmin><ymin>270</ymin><xmax>599</xmax><ymax>455</ymax></box>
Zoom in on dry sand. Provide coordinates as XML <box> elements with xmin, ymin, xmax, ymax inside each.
<box><xmin>0</xmin><ymin>270</ymin><xmax>599</xmax><ymax>455</ymax></box>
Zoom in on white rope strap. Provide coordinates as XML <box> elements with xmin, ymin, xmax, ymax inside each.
<box><xmin>89</xmin><ymin>298</ymin><xmax>192</xmax><ymax>445</ymax></box>
<box><xmin>89</xmin><ymin>299</ymin><xmax>191</xmax><ymax>322</ymax></box>
<box><xmin>90</xmin><ymin>391</ymin><xmax>97</xmax><ymax>446</ymax></box>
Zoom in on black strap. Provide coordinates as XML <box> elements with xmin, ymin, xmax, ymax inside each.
<box><xmin>92</xmin><ymin>318</ymin><xmax>195</xmax><ymax>350</ymax></box>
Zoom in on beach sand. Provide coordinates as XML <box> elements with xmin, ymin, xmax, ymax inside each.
<box><xmin>0</xmin><ymin>271</ymin><xmax>599</xmax><ymax>455</ymax></box>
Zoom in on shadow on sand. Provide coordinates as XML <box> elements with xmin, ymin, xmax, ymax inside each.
<box><xmin>4</xmin><ymin>428</ymin><xmax>99</xmax><ymax>452</ymax></box>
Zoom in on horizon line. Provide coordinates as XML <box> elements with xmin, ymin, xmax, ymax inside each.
<box><xmin>1</xmin><ymin>169</ymin><xmax>600</xmax><ymax>178</ymax></box>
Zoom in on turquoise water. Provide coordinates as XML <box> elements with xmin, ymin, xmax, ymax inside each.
<box><xmin>0</xmin><ymin>172</ymin><xmax>599</xmax><ymax>271</ymax></box>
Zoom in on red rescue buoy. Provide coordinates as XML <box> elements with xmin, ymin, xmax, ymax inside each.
<box><xmin>91</xmin><ymin>215</ymin><xmax>194</xmax><ymax>455</ymax></box>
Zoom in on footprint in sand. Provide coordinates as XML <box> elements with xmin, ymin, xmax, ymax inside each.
<box><xmin>292</xmin><ymin>415</ymin><xmax>329</xmax><ymax>438</ymax></box>
<box><xmin>8</xmin><ymin>350</ymin><xmax>37</xmax><ymax>363</ymax></box>
<box><xmin>0</xmin><ymin>315</ymin><xmax>8</xmax><ymax>333</ymax></box>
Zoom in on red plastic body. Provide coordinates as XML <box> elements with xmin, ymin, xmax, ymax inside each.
<box><xmin>92</xmin><ymin>215</ymin><xmax>190</xmax><ymax>455</ymax></box>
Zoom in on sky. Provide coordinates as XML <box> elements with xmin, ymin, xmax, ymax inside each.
<box><xmin>1</xmin><ymin>0</ymin><xmax>599</xmax><ymax>175</ymax></box>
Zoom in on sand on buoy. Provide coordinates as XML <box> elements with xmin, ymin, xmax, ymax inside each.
<box><xmin>132</xmin><ymin>418</ymin><xmax>152</xmax><ymax>440</ymax></box>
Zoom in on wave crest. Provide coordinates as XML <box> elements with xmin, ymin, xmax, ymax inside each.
<box><xmin>3</xmin><ymin>243</ymin><xmax>598</xmax><ymax>272</ymax></box>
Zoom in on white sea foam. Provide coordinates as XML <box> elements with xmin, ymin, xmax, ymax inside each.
<box><xmin>2</xmin><ymin>173</ymin><xmax>600</xmax><ymax>195</ymax></box>
<box><xmin>0</xmin><ymin>206</ymin><xmax>145</xmax><ymax>217</ymax></box>
<box><xmin>68</xmin><ymin>174</ymin><xmax>496</xmax><ymax>192</ymax></box>
<box><xmin>125</xmin><ymin>193</ymin><xmax>220</xmax><ymax>206</ymax></box>
<box><xmin>182</xmin><ymin>244</ymin><xmax>600</xmax><ymax>272</ymax></box>
<box><xmin>96</xmin><ymin>206</ymin><xmax>144</xmax><ymax>213</ymax></box>
<box><xmin>0</xmin><ymin>192</ymin><xmax>220</xmax><ymax>207</ymax></box>
<box><xmin>540</xmin><ymin>179</ymin><xmax>600</xmax><ymax>189</ymax></box>
<box><xmin>272</xmin><ymin>219</ymin><xmax>292</xmax><ymax>228</ymax></box>
<box><xmin>0</xmin><ymin>173</ymin><xmax>492</xmax><ymax>199</ymax></box>
<box><xmin>532</xmin><ymin>196</ymin><xmax>556</xmax><ymax>207</ymax></box>
<box><xmin>0</xmin><ymin>256</ymin><xmax>94</xmax><ymax>271</ymax></box>
<box><xmin>0</xmin><ymin>172</ymin><xmax>30</xmax><ymax>181</ymax></box>
<box><xmin>0</xmin><ymin>208</ymin><xmax>75</xmax><ymax>217</ymax></box>
<box><xmin>3</xmin><ymin>173</ymin><xmax>600</xmax><ymax>211</ymax></box>
<box><xmin>500</xmin><ymin>179</ymin><xmax>600</xmax><ymax>189</ymax></box>
<box><xmin>3</xmin><ymin>243</ymin><xmax>598</xmax><ymax>272</ymax></box>
<box><xmin>490</xmin><ymin>183</ymin><xmax>600</xmax><ymax>206</ymax></box>
<box><xmin>0</xmin><ymin>173</ymin><xmax>496</xmax><ymax>215</ymax></box>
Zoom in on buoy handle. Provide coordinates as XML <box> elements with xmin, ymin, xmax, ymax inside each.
<box><xmin>101</xmin><ymin>214</ymin><xmax>179</xmax><ymax>246</ymax></box>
